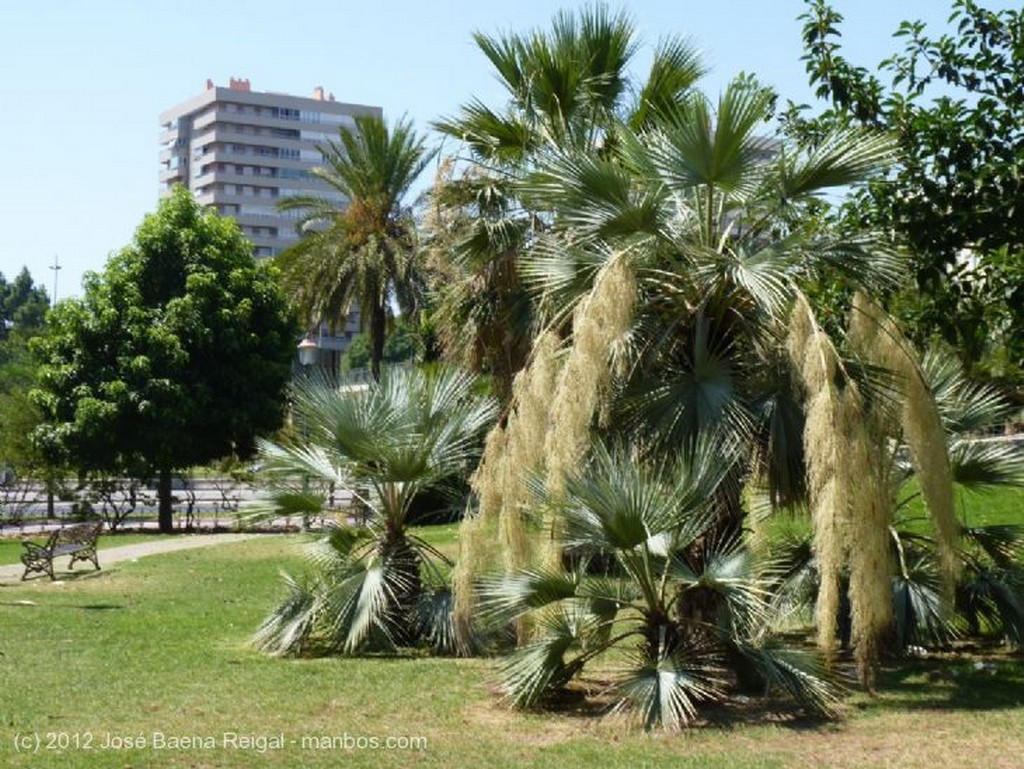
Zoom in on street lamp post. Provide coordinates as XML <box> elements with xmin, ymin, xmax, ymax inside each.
<box><xmin>295</xmin><ymin>335</ymin><xmax>320</xmax><ymax>531</ymax></box>
<box><xmin>49</xmin><ymin>254</ymin><xmax>61</xmax><ymax>308</ymax></box>
<box><xmin>297</xmin><ymin>336</ymin><xmax>319</xmax><ymax>367</ymax></box>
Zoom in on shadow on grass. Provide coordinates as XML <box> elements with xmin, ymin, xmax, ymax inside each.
<box><xmin>10</xmin><ymin>568</ymin><xmax>111</xmax><ymax>584</ymax></box>
<box><xmin>518</xmin><ymin>677</ymin><xmax>835</xmax><ymax>733</ymax></box>
<box><xmin>870</xmin><ymin>653</ymin><xmax>1024</xmax><ymax>711</ymax></box>
<box><xmin>0</xmin><ymin>599</ymin><xmax>124</xmax><ymax>610</ymax></box>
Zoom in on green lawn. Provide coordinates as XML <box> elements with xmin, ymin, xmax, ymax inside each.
<box><xmin>1</xmin><ymin>532</ymin><xmax>1023</xmax><ymax>768</ymax></box>
<box><xmin>759</xmin><ymin>483</ymin><xmax>1024</xmax><ymax>544</ymax></box>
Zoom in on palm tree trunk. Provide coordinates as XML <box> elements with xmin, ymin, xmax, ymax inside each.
<box><xmin>370</xmin><ymin>301</ymin><xmax>386</xmax><ymax>383</ymax></box>
<box><xmin>381</xmin><ymin>529</ymin><xmax>422</xmax><ymax>645</ymax></box>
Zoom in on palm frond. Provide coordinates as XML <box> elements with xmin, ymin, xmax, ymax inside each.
<box><xmin>962</xmin><ymin>525</ymin><xmax>1024</xmax><ymax>567</ymax></box>
<box><xmin>321</xmin><ymin>557</ymin><xmax>401</xmax><ymax>654</ymax></box>
<box><xmin>804</xmin><ymin>234</ymin><xmax>905</xmax><ymax>295</ymax></box>
<box><xmin>731</xmin><ymin>641</ymin><xmax>844</xmax><ymax>718</ymax></box>
<box><xmin>922</xmin><ymin>349</ymin><xmax>1016</xmax><ymax>434</ymax></box>
<box><xmin>674</xmin><ymin>537</ymin><xmax>775</xmax><ymax>632</ymax></box>
<box><xmin>614</xmin><ymin>633</ymin><xmax>727</xmax><ymax>730</ymax></box>
<box><xmin>892</xmin><ymin>564</ymin><xmax>959</xmax><ymax>649</ymax></box>
<box><xmin>957</xmin><ymin>564</ymin><xmax>1024</xmax><ymax>646</ymax></box>
<box><xmin>777</xmin><ymin>126</ymin><xmax>898</xmax><ymax>199</ymax></box>
<box><xmin>251</xmin><ymin>571</ymin><xmax>318</xmax><ymax>656</ymax></box>
<box><xmin>433</xmin><ymin>101</ymin><xmax>537</xmax><ymax>163</ymax></box>
<box><xmin>629</xmin><ymin>36</ymin><xmax>707</xmax><ymax>131</ymax></box>
<box><xmin>498</xmin><ymin>608</ymin><xmax>596</xmax><ymax>708</ymax></box>
<box><xmin>619</xmin><ymin>319</ymin><xmax>755</xmax><ymax>452</ymax></box>
<box><xmin>523</xmin><ymin>144</ymin><xmax>664</xmax><ymax>241</ymax></box>
<box><xmin>949</xmin><ymin>439</ymin><xmax>1024</xmax><ymax>491</ymax></box>
<box><xmin>414</xmin><ymin>586</ymin><xmax>461</xmax><ymax>656</ymax></box>
<box><xmin>651</xmin><ymin>80</ymin><xmax>774</xmax><ymax>196</ymax></box>
<box><xmin>477</xmin><ymin>567</ymin><xmax>580</xmax><ymax>623</ymax></box>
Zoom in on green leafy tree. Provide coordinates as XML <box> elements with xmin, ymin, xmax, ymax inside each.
<box><xmin>0</xmin><ymin>267</ymin><xmax>49</xmax><ymax>345</ymax></box>
<box><xmin>31</xmin><ymin>186</ymin><xmax>296</xmax><ymax>532</ymax></box>
<box><xmin>276</xmin><ymin>115</ymin><xmax>435</xmax><ymax>382</ymax></box>
<box><xmin>791</xmin><ymin>0</ymin><xmax>1024</xmax><ymax>389</ymax></box>
<box><xmin>0</xmin><ymin>268</ymin><xmax>51</xmax><ymax>507</ymax></box>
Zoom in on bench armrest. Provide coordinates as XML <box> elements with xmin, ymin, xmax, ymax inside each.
<box><xmin>21</xmin><ymin>541</ymin><xmax>51</xmax><ymax>557</ymax></box>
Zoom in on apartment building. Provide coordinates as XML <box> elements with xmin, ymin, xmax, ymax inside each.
<box><xmin>159</xmin><ymin>77</ymin><xmax>380</xmax><ymax>366</ymax></box>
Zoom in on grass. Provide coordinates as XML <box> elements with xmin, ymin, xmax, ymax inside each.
<box><xmin>758</xmin><ymin>483</ymin><xmax>1024</xmax><ymax>545</ymax></box>
<box><xmin>1</xmin><ymin>532</ymin><xmax>1023</xmax><ymax>768</ymax></box>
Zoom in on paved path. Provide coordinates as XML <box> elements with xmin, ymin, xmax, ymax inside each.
<box><xmin>0</xmin><ymin>533</ymin><xmax>259</xmax><ymax>583</ymax></box>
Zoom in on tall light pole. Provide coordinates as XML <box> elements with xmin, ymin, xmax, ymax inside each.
<box><xmin>49</xmin><ymin>254</ymin><xmax>62</xmax><ymax>307</ymax></box>
<box><xmin>295</xmin><ymin>334</ymin><xmax>320</xmax><ymax>531</ymax></box>
<box><xmin>45</xmin><ymin>254</ymin><xmax>62</xmax><ymax>519</ymax></box>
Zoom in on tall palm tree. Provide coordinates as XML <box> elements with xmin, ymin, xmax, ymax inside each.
<box><xmin>277</xmin><ymin>115</ymin><xmax>435</xmax><ymax>381</ymax></box>
<box><xmin>427</xmin><ymin>4</ymin><xmax>707</xmax><ymax>401</ymax></box>
<box><xmin>461</xmin><ymin>74</ymin><xmax>927</xmax><ymax>689</ymax></box>
<box><xmin>520</xmin><ymin>77</ymin><xmax>902</xmax><ymax>498</ymax></box>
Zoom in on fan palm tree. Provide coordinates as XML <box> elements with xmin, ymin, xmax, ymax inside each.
<box><xmin>458</xmin><ymin>74</ymin><xmax>922</xmax><ymax>688</ymax></box>
<box><xmin>479</xmin><ymin>440</ymin><xmax>842</xmax><ymax>730</ymax></box>
<box><xmin>276</xmin><ymin>115</ymin><xmax>435</xmax><ymax>381</ymax></box>
<box><xmin>515</xmin><ymin>75</ymin><xmax>903</xmax><ymax>511</ymax></box>
<box><xmin>427</xmin><ymin>4</ymin><xmax>707</xmax><ymax>401</ymax></box>
<box><xmin>252</xmin><ymin>365</ymin><xmax>497</xmax><ymax>656</ymax></box>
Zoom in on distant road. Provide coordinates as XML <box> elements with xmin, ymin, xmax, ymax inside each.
<box><xmin>0</xmin><ymin>478</ymin><xmax>354</xmax><ymax>532</ymax></box>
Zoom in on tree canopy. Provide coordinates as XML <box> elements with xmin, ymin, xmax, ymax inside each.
<box><xmin>31</xmin><ymin>186</ymin><xmax>297</xmax><ymax>531</ymax></box>
<box><xmin>0</xmin><ymin>267</ymin><xmax>49</xmax><ymax>346</ymax></box>
<box><xmin>0</xmin><ymin>268</ymin><xmax>49</xmax><ymax>482</ymax></box>
<box><xmin>791</xmin><ymin>0</ymin><xmax>1024</xmax><ymax>389</ymax></box>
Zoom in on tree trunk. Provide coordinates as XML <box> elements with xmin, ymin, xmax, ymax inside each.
<box><xmin>158</xmin><ymin>466</ymin><xmax>174</xmax><ymax>534</ymax></box>
<box><xmin>380</xmin><ymin>530</ymin><xmax>422</xmax><ymax>645</ymax></box>
<box><xmin>370</xmin><ymin>301</ymin><xmax>386</xmax><ymax>383</ymax></box>
<box><xmin>45</xmin><ymin>470</ymin><xmax>56</xmax><ymax>519</ymax></box>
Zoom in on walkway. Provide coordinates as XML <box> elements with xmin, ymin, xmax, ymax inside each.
<box><xmin>0</xmin><ymin>533</ymin><xmax>259</xmax><ymax>583</ymax></box>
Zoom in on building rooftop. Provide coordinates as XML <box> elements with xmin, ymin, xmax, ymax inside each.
<box><xmin>205</xmin><ymin>77</ymin><xmax>338</xmax><ymax>103</ymax></box>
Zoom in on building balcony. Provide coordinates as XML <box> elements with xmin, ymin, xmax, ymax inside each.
<box><xmin>159</xmin><ymin>167</ymin><xmax>185</xmax><ymax>184</ymax></box>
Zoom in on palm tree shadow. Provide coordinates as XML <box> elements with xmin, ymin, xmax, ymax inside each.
<box><xmin>534</xmin><ymin>679</ymin><xmax>833</xmax><ymax>732</ymax></box>
<box><xmin>874</xmin><ymin>656</ymin><xmax>1024</xmax><ymax>711</ymax></box>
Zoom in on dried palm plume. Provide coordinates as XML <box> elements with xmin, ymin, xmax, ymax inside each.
<box><xmin>788</xmin><ymin>293</ymin><xmax>892</xmax><ymax>689</ymax></box>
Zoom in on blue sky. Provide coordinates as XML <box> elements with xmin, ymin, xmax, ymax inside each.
<box><xmin>0</xmin><ymin>1</ymin><xmax>987</xmax><ymax>298</ymax></box>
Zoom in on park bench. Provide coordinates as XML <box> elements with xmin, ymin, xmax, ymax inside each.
<box><xmin>20</xmin><ymin>522</ymin><xmax>103</xmax><ymax>581</ymax></box>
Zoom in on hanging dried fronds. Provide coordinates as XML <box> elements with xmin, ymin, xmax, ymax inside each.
<box><xmin>453</xmin><ymin>425</ymin><xmax>509</xmax><ymax>645</ymax></box>
<box><xmin>789</xmin><ymin>294</ymin><xmax>845</xmax><ymax>660</ymax></box>
<box><xmin>541</xmin><ymin>255</ymin><xmax>637</xmax><ymax>568</ymax></box>
<box><xmin>453</xmin><ymin>331</ymin><xmax>562</xmax><ymax>640</ymax></box>
<box><xmin>544</xmin><ymin>255</ymin><xmax>637</xmax><ymax>493</ymax></box>
<box><xmin>850</xmin><ymin>292</ymin><xmax>959</xmax><ymax>593</ymax></box>
<box><xmin>500</xmin><ymin>331</ymin><xmax>561</xmax><ymax>566</ymax></box>
<box><xmin>789</xmin><ymin>293</ymin><xmax>892</xmax><ymax>687</ymax></box>
<box><xmin>842</xmin><ymin>388</ymin><xmax>893</xmax><ymax>692</ymax></box>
